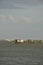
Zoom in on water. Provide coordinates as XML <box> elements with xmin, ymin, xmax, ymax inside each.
<box><xmin>0</xmin><ymin>42</ymin><xmax>43</xmax><ymax>65</ymax></box>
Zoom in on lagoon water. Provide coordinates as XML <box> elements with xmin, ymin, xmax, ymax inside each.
<box><xmin>0</xmin><ymin>42</ymin><xmax>43</xmax><ymax>65</ymax></box>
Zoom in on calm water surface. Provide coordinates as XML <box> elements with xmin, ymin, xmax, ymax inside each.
<box><xmin>0</xmin><ymin>43</ymin><xmax>43</xmax><ymax>65</ymax></box>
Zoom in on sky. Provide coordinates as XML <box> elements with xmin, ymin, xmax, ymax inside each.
<box><xmin>0</xmin><ymin>0</ymin><xmax>43</xmax><ymax>40</ymax></box>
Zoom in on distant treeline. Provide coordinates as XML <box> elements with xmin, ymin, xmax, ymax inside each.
<box><xmin>0</xmin><ymin>39</ymin><xmax>43</xmax><ymax>44</ymax></box>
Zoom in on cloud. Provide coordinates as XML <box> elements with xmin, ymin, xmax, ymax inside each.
<box><xmin>0</xmin><ymin>15</ymin><xmax>43</xmax><ymax>23</ymax></box>
<box><xmin>0</xmin><ymin>0</ymin><xmax>24</xmax><ymax>9</ymax></box>
<box><xmin>0</xmin><ymin>15</ymin><xmax>32</xmax><ymax>23</ymax></box>
<box><xmin>0</xmin><ymin>0</ymin><xmax>43</xmax><ymax>9</ymax></box>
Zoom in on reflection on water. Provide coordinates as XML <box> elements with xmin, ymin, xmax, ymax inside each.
<box><xmin>0</xmin><ymin>43</ymin><xmax>43</xmax><ymax>65</ymax></box>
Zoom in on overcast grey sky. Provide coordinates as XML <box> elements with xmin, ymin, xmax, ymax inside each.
<box><xmin>0</xmin><ymin>0</ymin><xmax>43</xmax><ymax>40</ymax></box>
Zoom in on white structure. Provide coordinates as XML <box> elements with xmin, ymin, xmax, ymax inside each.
<box><xmin>17</xmin><ymin>39</ymin><xmax>24</xmax><ymax>43</ymax></box>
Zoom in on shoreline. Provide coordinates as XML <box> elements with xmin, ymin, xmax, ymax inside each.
<box><xmin>0</xmin><ymin>39</ymin><xmax>43</xmax><ymax>43</ymax></box>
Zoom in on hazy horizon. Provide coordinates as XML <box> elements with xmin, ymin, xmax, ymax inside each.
<box><xmin>0</xmin><ymin>0</ymin><xmax>43</xmax><ymax>40</ymax></box>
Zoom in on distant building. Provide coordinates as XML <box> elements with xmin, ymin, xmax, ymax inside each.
<box><xmin>15</xmin><ymin>39</ymin><xmax>24</xmax><ymax>43</ymax></box>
